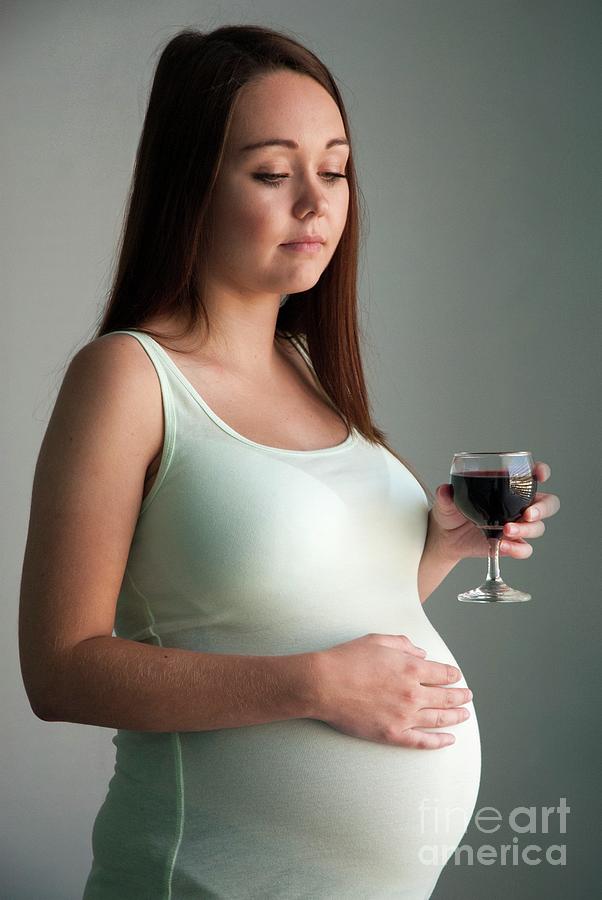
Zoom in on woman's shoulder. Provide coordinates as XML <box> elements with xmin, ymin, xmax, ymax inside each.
<box><xmin>60</xmin><ymin>332</ymin><xmax>164</xmax><ymax>466</ymax></box>
<box><xmin>75</xmin><ymin>330</ymin><xmax>162</xmax><ymax>386</ymax></box>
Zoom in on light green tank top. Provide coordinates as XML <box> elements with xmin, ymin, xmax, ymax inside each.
<box><xmin>83</xmin><ymin>329</ymin><xmax>481</xmax><ymax>900</ymax></box>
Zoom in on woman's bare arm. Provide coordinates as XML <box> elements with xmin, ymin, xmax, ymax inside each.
<box><xmin>41</xmin><ymin>635</ymin><xmax>317</xmax><ymax>731</ymax></box>
<box><xmin>18</xmin><ymin>335</ymin><xmax>317</xmax><ymax>730</ymax></box>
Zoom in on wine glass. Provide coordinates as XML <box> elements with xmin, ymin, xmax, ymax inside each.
<box><xmin>450</xmin><ymin>451</ymin><xmax>538</xmax><ymax>603</ymax></box>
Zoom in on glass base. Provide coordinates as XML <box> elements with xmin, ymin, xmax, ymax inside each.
<box><xmin>458</xmin><ymin>578</ymin><xmax>531</xmax><ymax>603</ymax></box>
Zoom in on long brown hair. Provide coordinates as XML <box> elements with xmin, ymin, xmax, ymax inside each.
<box><xmin>92</xmin><ymin>24</ymin><xmax>434</xmax><ymax>507</ymax></box>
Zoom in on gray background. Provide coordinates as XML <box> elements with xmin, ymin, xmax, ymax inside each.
<box><xmin>3</xmin><ymin>1</ymin><xmax>600</xmax><ymax>897</ymax></box>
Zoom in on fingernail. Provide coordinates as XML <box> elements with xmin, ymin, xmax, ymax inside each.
<box><xmin>506</xmin><ymin>524</ymin><xmax>518</xmax><ymax>535</ymax></box>
<box><xmin>529</xmin><ymin>508</ymin><xmax>540</xmax><ymax>520</ymax></box>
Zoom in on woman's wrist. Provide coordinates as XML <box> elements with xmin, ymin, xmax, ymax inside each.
<box><xmin>427</xmin><ymin>508</ymin><xmax>465</xmax><ymax>563</ymax></box>
<box><xmin>417</xmin><ymin>511</ymin><xmax>462</xmax><ymax>603</ymax></box>
<box><xmin>275</xmin><ymin>651</ymin><xmax>323</xmax><ymax>720</ymax></box>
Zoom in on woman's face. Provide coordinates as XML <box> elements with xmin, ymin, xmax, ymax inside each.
<box><xmin>205</xmin><ymin>69</ymin><xmax>350</xmax><ymax>301</ymax></box>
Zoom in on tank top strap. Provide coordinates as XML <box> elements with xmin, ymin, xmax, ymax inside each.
<box><xmin>107</xmin><ymin>330</ymin><xmax>174</xmax><ymax>397</ymax></box>
<box><xmin>288</xmin><ymin>333</ymin><xmax>313</xmax><ymax>368</ymax></box>
<box><xmin>107</xmin><ymin>329</ymin><xmax>177</xmax><ymax>513</ymax></box>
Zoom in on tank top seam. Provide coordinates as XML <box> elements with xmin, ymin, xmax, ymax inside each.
<box><xmin>124</xmin><ymin>615</ymin><xmax>214</xmax><ymax>643</ymax></box>
<box><xmin>125</xmin><ymin>570</ymin><xmax>185</xmax><ymax>898</ymax></box>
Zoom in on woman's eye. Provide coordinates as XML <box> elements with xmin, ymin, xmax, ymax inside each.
<box><xmin>253</xmin><ymin>173</ymin><xmax>347</xmax><ymax>189</ymax></box>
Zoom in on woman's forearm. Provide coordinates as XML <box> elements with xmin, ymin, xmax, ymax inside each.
<box><xmin>36</xmin><ymin>636</ymin><xmax>318</xmax><ymax>732</ymax></box>
<box><xmin>417</xmin><ymin>512</ymin><xmax>460</xmax><ymax>604</ymax></box>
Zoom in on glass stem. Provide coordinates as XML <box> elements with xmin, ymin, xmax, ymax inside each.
<box><xmin>486</xmin><ymin>537</ymin><xmax>503</xmax><ymax>583</ymax></box>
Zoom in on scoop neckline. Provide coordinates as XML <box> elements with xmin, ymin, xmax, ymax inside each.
<box><xmin>126</xmin><ymin>330</ymin><xmax>358</xmax><ymax>457</ymax></box>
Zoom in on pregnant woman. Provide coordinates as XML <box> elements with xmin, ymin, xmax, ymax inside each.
<box><xmin>19</xmin><ymin>24</ymin><xmax>559</xmax><ymax>899</ymax></box>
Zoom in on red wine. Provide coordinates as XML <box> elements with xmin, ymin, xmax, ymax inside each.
<box><xmin>450</xmin><ymin>470</ymin><xmax>538</xmax><ymax>539</ymax></box>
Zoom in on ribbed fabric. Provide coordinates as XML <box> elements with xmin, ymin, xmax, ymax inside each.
<box><xmin>82</xmin><ymin>330</ymin><xmax>481</xmax><ymax>899</ymax></box>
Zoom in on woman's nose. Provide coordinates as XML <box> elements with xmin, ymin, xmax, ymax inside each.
<box><xmin>293</xmin><ymin>183</ymin><xmax>329</xmax><ymax>218</ymax></box>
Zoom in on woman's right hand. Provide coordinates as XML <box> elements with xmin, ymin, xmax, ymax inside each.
<box><xmin>311</xmin><ymin>633</ymin><xmax>472</xmax><ymax>750</ymax></box>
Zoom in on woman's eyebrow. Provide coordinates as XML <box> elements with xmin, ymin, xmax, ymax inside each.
<box><xmin>239</xmin><ymin>137</ymin><xmax>349</xmax><ymax>153</ymax></box>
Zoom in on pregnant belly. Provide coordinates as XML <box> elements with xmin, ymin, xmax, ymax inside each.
<box><xmin>171</xmin><ymin>710</ymin><xmax>480</xmax><ymax>895</ymax></box>
<box><xmin>101</xmin><ymin>621</ymin><xmax>481</xmax><ymax>896</ymax></box>
<box><xmin>174</xmin><ymin>625</ymin><xmax>481</xmax><ymax>884</ymax></box>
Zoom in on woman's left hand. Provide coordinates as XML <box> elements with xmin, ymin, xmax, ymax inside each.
<box><xmin>429</xmin><ymin>461</ymin><xmax>561</xmax><ymax>563</ymax></box>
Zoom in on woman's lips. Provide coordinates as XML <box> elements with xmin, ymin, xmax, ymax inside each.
<box><xmin>279</xmin><ymin>241</ymin><xmax>323</xmax><ymax>253</ymax></box>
